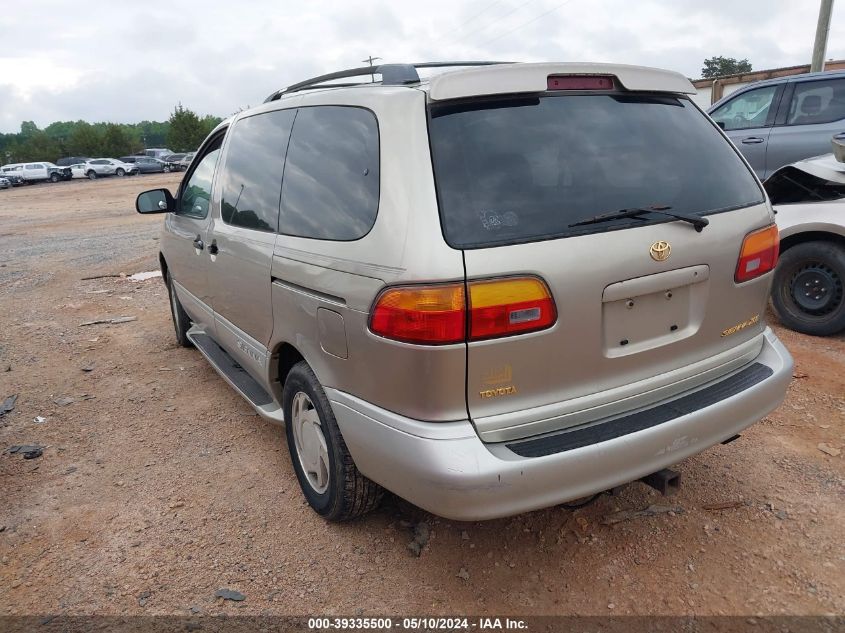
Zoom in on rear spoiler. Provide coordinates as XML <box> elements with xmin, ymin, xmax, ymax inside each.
<box><xmin>427</xmin><ymin>62</ymin><xmax>696</xmax><ymax>101</ymax></box>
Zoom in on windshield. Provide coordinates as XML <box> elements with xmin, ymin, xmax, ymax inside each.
<box><xmin>429</xmin><ymin>93</ymin><xmax>764</xmax><ymax>248</ymax></box>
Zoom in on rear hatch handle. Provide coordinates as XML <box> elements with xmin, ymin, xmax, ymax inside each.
<box><xmin>569</xmin><ymin>206</ymin><xmax>709</xmax><ymax>233</ymax></box>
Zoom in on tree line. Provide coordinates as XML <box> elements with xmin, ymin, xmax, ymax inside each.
<box><xmin>0</xmin><ymin>104</ymin><xmax>223</xmax><ymax>165</ymax></box>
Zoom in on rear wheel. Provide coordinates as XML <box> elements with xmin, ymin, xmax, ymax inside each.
<box><xmin>165</xmin><ymin>271</ymin><xmax>193</xmax><ymax>347</ymax></box>
<box><xmin>87</xmin><ymin>170</ymin><xmax>97</xmax><ymax>180</ymax></box>
<box><xmin>116</xmin><ymin>168</ymin><xmax>125</xmax><ymax>177</ymax></box>
<box><xmin>771</xmin><ymin>241</ymin><xmax>845</xmax><ymax>336</ymax></box>
<box><xmin>283</xmin><ymin>361</ymin><xmax>383</xmax><ymax>521</ymax></box>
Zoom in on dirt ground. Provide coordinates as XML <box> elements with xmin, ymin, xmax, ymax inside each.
<box><xmin>0</xmin><ymin>175</ymin><xmax>842</xmax><ymax>618</ymax></box>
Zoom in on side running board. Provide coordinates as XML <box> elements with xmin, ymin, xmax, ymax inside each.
<box><xmin>188</xmin><ymin>330</ymin><xmax>274</xmax><ymax>408</ymax></box>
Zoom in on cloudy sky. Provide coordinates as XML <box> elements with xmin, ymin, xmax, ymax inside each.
<box><xmin>1</xmin><ymin>0</ymin><xmax>843</xmax><ymax>132</ymax></box>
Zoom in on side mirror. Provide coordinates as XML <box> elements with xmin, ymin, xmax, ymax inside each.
<box><xmin>136</xmin><ymin>188</ymin><xmax>175</xmax><ymax>214</ymax></box>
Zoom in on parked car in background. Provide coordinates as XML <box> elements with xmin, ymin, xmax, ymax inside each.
<box><xmin>69</xmin><ymin>163</ymin><xmax>88</xmax><ymax>179</ymax></box>
<box><xmin>0</xmin><ymin>170</ymin><xmax>25</xmax><ymax>186</ymax></box>
<box><xmin>709</xmin><ymin>70</ymin><xmax>845</xmax><ymax>180</ymax></box>
<box><xmin>178</xmin><ymin>152</ymin><xmax>195</xmax><ymax>170</ymax></box>
<box><xmin>162</xmin><ymin>153</ymin><xmax>186</xmax><ymax>165</ymax></box>
<box><xmin>136</xmin><ymin>61</ymin><xmax>792</xmax><ymax>522</ymax></box>
<box><xmin>84</xmin><ymin>158</ymin><xmax>139</xmax><ymax>178</ymax></box>
<box><xmin>44</xmin><ymin>162</ymin><xmax>72</xmax><ymax>182</ymax></box>
<box><xmin>134</xmin><ymin>156</ymin><xmax>176</xmax><ymax>173</ymax></box>
<box><xmin>83</xmin><ymin>159</ymin><xmax>115</xmax><ymax>179</ymax></box>
<box><xmin>764</xmin><ymin>150</ymin><xmax>845</xmax><ymax>335</ymax></box>
<box><xmin>56</xmin><ymin>156</ymin><xmax>91</xmax><ymax>167</ymax></box>
<box><xmin>0</xmin><ymin>177</ymin><xmax>10</xmax><ymax>189</ymax></box>
<box><xmin>102</xmin><ymin>158</ymin><xmax>138</xmax><ymax>176</ymax></box>
<box><xmin>0</xmin><ymin>162</ymin><xmax>71</xmax><ymax>183</ymax></box>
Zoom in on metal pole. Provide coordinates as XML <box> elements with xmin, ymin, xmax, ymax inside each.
<box><xmin>811</xmin><ymin>0</ymin><xmax>835</xmax><ymax>72</ymax></box>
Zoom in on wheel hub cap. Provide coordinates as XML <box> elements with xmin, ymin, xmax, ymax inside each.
<box><xmin>790</xmin><ymin>264</ymin><xmax>842</xmax><ymax>314</ymax></box>
<box><xmin>291</xmin><ymin>392</ymin><xmax>330</xmax><ymax>494</ymax></box>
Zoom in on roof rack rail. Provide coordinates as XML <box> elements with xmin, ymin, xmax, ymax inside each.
<box><xmin>264</xmin><ymin>61</ymin><xmax>515</xmax><ymax>102</ymax></box>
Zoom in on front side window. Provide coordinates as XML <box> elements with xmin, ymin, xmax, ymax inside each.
<box><xmin>430</xmin><ymin>93</ymin><xmax>764</xmax><ymax>249</ymax></box>
<box><xmin>786</xmin><ymin>77</ymin><xmax>845</xmax><ymax>125</ymax></box>
<box><xmin>710</xmin><ymin>85</ymin><xmax>779</xmax><ymax>131</ymax></box>
<box><xmin>220</xmin><ymin>109</ymin><xmax>296</xmax><ymax>232</ymax></box>
<box><xmin>178</xmin><ymin>144</ymin><xmax>221</xmax><ymax>219</ymax></box>
<box><xmin>279</xmin><ymin>106</ymin><xmax>380</xmax><ymax>241</ymax></box>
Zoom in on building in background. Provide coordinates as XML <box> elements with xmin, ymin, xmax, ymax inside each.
<box><xmin>691</xmin><ymin>60</ymin><xmax>845</xmax><ymax>108</ymax></box>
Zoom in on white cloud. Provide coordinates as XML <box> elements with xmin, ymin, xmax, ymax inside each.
<box><xmin>0</xmin><ymin>0</ymin><xmax>843</xmax><ymax>131</ymax></box>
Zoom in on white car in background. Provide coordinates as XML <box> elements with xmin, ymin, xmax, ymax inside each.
<box><xmin>764</xmin><ymin>152</ymin><xmax>845</xmax><ymax>335</ymax></box>
<box><xmin>84</xmin><ymin>158</ymin><xmax>139</xmax><ymax>179</ymax></box>
<box><xmin>69</xmin><ymin>164</ymin><xmax>88</xmax><ymax>179</ymax></box>
<box><xmin>1</xmin><ymin>162</ymin><xmax>71</xmax><ymax>183</ymax></box>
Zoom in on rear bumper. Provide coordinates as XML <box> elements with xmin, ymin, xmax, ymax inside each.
<box><xmin>329</xmin><ymin>328</ymin><xmax>793</xmax><ymax>521</ymax></box>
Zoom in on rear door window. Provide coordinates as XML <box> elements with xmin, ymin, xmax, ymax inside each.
<box><xmin>429</xmin><ymin>93</ymin><xmax>764</xmax><ymax>248</ymax></box>
<box><xmin>219</xmin><ymin>109</ymin><xmax>295</xmax><ymax>232</ymax></box>
<box><xmin>278</xmin><ymin>106</ymin><xmax>379</xmax><ymax>241</ymax></box>
<box><xmin>785</xmin><ymin>77</ymin><xmax>845</xmax><ymax>125</ymax></box>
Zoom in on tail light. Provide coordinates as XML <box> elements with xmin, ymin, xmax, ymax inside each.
<box><xmin>735</xmin><ymin>224</ymin><xmax>779</xmax><ymax>283</ymax></box>
<box><xmin>468</xmin><ymin>277</ymin><xmax>556</xmax><ymax>340</ymax></box>
<box><xmin>369</xmin><ymin>283</ymin><xmax>465</xmax><ymax>345</ymax></box>
<box><xmin>370</xmin><ymin>277</ymin><xmax>556</xmax><ymax>345</ymax></box>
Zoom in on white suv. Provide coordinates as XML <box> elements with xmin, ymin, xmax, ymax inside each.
<box><xmin>84</xmin><ymin>158</ymin><xmax>138</xmax><ymax>179</ymax></box>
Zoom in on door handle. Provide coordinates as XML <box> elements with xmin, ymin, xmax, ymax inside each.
<box><xmin>741</xmin><ymin>137</ymin><xmax>765</xmax><ymax>144</ymax></box>
<box><xmin>192</xmin><ymin>236</ymin><xmax>204</xmax><ymax>250</ymax></box>
<box><xmin>208</xmin><ymin>241</ymin><xmax>218</xmax><ymax>255</ymax></box>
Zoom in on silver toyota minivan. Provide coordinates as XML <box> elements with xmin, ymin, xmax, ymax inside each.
<box><xmin>137</xmin><ymin>62</ymin><xmax>793</xmax><ymax>521</ymax></box>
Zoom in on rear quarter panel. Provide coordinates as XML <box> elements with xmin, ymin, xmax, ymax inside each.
<box><xmin>267</xmin><ymin>88</ymin><xmax>468</xmax><ymax>421</ymax></box>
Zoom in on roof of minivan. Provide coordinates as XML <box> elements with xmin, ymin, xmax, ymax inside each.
<box><xmin>267</xmin><ymin>62</ymin><xmax>695</xmax><ymax>106</ymax></box>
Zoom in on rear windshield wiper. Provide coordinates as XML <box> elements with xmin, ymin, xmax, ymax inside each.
<box><xmin>569</xmin><ymin>205</ymin><xmax>709</xmax><ymax>232</ymax></box>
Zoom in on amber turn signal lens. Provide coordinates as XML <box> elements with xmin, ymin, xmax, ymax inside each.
<box><xmin>469</xmin><ymin>277</ymin><xmax>556</xmax><ymax>341</ymax></box>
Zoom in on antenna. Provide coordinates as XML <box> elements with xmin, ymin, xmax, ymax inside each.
<box><xmin>362</xmin><ymin>56</ymin><xmax>382</xmax><ymax>82</ymax></box>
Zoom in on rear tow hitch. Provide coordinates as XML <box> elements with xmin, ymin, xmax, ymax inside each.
<box><xmin>640</xmin><ymin>468</ymin><xmax>681</xmax><ymax>496</ymax></box>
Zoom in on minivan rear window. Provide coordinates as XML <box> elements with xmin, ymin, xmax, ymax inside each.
<box><xmin>429</xmin><ymin>94</ymin><xmax>764</xmax><ymax>248</ymax></box>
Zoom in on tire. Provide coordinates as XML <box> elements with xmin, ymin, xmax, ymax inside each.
<box><xmin>87</xmin><ymin>170</ymin><xmax>97</xmax><ymax>180</ymax></box>
<box><xmin>283</xmin><ymin>361</ymin><xmax>383</xmax><ymax>521</ymax></box>
<box><xmin>49</xmin><ymin>173</ymin><xmax>59</xmax><ymax>183</ymax></box>
<box><xmin>163</xmin><ymin>165</ymin><xmax>171</xmax><ymax>173</ymax></box>
<box><xmin>165</xmin><ymin>271</ymin><xmax>193</xmax><ymax>348</ymax></box>
<box><xmin>771</xmin><ymin>241</ymin><xmax>845</xmax><ymax>336</ymax></box>
<box><xmin>116</xmin><ymin>168</ymin><xmax>125</xmax><ymax>177</ymax></box>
